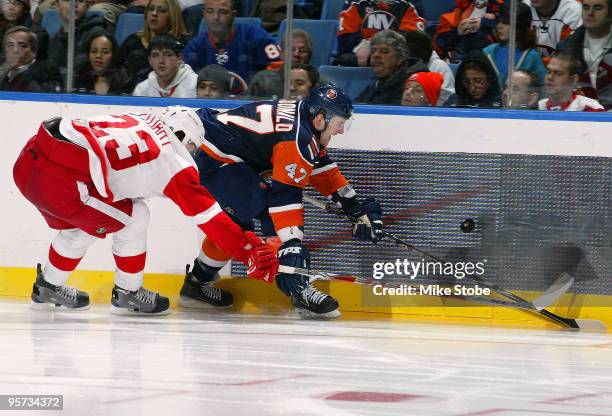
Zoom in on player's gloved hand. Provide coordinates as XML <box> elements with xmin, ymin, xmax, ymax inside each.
<box><xmin>275</xmin><ymin>239</ymin><xmax>310</xmax><ymax>297</ymax></box>
<box><xmin>346</xmin><ymin>199</ymin><xmax>384</xmax><ymax>243</ymax></box>
<box><xmin>243</xmin><ymin>231</ymin><xmax>278</xmax><ymax>283</ymax></box>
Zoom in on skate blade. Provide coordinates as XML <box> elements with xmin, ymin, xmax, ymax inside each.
<box><xmin>110</xmin><ymin>305</ymin><xmax>172</xmax><ymax>316</ymax></box>
<box><xmin>30</xmin><ymin>301</ymin><xmax>90</xmax><ymax>312</ymax></box>
<box><xmin>294</xmin><ymin>307</ymin><xmax>341</xmax><ymax>320</ymax></box>
<box><xmin>177</xmin><ymin>296</ymin><xmax>233</xmax><ymax>310</ymax></box>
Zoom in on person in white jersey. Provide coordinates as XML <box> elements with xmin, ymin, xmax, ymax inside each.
<box><xmin>558</xmin><ymin>0</ymin><xmax>612</xmax><ymax>109</ymax></box>
<box><xmin>524</xmin><ymin>0</ymin><xmax>583</xmax><ymax>56</ymax></box>
<box><xmin>12</xmin><ymin>106</ymin><xmax>279</xmax><ymax>315</ymax></box>
<box><xmin>539</xmin><ymin>51</ymin><xmax>605</xmax><ymax>110</ymax></box>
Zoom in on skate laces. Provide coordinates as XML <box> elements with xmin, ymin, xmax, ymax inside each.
<box><xmin>58</xmin><ymin>285</ymin><xmax>78</xmax><ymax>303</ymax></box>
<box><xmin>302</xmin><ymin>285</ymin><xmax>328</xmax><ymax>305</ymax></box>
<box><xmin>134</xmin><ymin>287</ymin><xmax>157</xmax><ymax>305</ymax></box>
<box><xmin>200</xmin><ymin>283</ymin><xmax>222</xmax><ymax>301</ymax></box>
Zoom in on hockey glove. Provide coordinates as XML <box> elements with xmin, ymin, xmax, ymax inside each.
<box><xmin>244</xmin><ymin>231</ymin><xmax>278</xmax><ymax>283</ymax></box>
<box><xmin>275</xmin><ymin>239</ymin><xmax>310</xmax><ymax>297</ymax></box>
<box><xmin>346</xmin><ymin>199</ymin><xmax>384</xmax><ymax>243</ymax></box>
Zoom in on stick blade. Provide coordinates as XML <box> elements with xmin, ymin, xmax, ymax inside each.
<box><xmin>532</xmin><ymin>272</ymin><xmax>575</xmax><ymax>311</ymax></box>
<box><xmin>574</xmin><ymin>319</ymin><xmax>607</xmax><ymax>332</ymax></box>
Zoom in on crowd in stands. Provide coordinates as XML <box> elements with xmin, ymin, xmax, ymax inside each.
<box><xmin>0</xmin><ymin>0</ymin><xmax>610</xmax><ymax>111</ymax></box>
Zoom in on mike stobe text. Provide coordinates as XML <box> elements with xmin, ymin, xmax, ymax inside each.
<box><xmin>372</xmin><ymin>284</ymin><xmax>491</xmax><ymax>296</ymax></box>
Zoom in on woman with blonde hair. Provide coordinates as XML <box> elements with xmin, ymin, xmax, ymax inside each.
<box><xmin>120</xmin><ymin>0</ymin><xmax>190</xmax><ymax>82</ymax></box>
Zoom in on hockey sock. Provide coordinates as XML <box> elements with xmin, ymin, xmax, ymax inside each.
<box><xmin>191</xmin><ymin>258</ymin><xmax>223</xmax><ymax>284</ymax></box>
<box><xmin>44</xmin><ymin>229</ymin><xmax>97</xmax><ymax>286</ymax></box>
<box><xmin>113</xmin><ymin>252</ymin><xmax>147</xmax><ymax>292</ymax></box>
<box><xmin>191</xmin><ymin>237</ymin><xmax>230</xmax><ymax>283</ymax></box>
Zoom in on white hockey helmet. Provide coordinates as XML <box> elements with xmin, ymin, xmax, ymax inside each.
<box><xmin>159</xmin><ymin>106</ymin><xmax>205</xmax><ymax>156</ymax></box>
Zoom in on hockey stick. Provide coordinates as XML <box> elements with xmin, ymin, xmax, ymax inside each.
<box><xmin>303</xmin><ymin>194</ymin><xmax>606</xmax><ymax>331</ymax></box>
<box><xmin>280</xmin><ymin>265</ymin><xmax>569</xmax><ymax>319</ymax></box>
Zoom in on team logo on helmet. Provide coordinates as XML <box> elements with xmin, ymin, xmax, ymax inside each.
<box><xmin>326</xmin><ymin>89</ymin><xmax>337</xmax><ymax>100</ymax></box>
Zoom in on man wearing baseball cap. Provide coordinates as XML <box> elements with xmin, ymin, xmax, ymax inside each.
<box><xmin>196</xmin><ymin>64</ymin><xmax>230</xmax><ymax>99</ymax></box>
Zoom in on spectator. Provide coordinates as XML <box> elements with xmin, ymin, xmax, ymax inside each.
<box><xmin>558</xmin><ymin>0</ymin><xmax>612</xmax><ymax>109</ymax></box>
<box><xmin>183</xmin><ymin>0</ymin><xmax>281</xmax><ymax>84</ymax></box>
<box><xmin>287</xmin><ymin>28</ymin><xmax>312</xmax><ymax>65</ymax></box>
<box><xmin>401</xmin><ymin>71</ymin><xmax>444</xmax><ymax>106</ymax></box>
<box><xmin>403</xmin><ymin>29</ymin><xmax>455</xmax><ymax>105</ymax></box>
<box><xmin>247</xmin><ymin>29</ymin><xmax>313</xmax><ymax>99</ymax></box>
<box><xmin>132</xmin><ymin>34</ymin><xmax>197</xmax><ymax>97</ymax></box>
<box><xmin>120</xmin><ymin>0</ymin><xmax>190</xmax><ymax>84</ymax></box>
<box><xmin>335</xmin><ymin>0</ymin><xmax>426</xmax><ymax>67</ymax></box>
<box><xmin>357</xmin><ymin>30</ymin><xmax>428</xmax><ymax>105</ymax></box>
<box><xmin>501</xmin><ymin>69</ymin><xmax>542</xmax><ymax>108</ymax></box>
<box><xmin>289</xmin><ymin>62</ymin><xmax>319</xmax><ymax>100</ymax></box>
<box><xmin>47</xmin><ymin>0</ymin><xmax>107</xmax><ymax>77</ymax></box>
<box><xmin>524</xmin><ymin>0</ymin><xmax>582</xmax><ymax>57</ymax></box>
<box><xmin>196</xmin><ymin>63</ymin><xmax>230</xmax><ymax>98</ymax></box>
<box><xmin>121</xmin><ymin>0</ymin><xmax>189</xmax><ymax>82</ymax></box>
<box><xmin>0</xmin><ymin>26</ymin><xmax>62</xmax><ymax>92</ymax></box>
<box><xmin>181</xmin><ymin>0</ymin><xmax>243</xmax><ymax>35</ymax></box>
<box><xmin>484</xmin><ymin>1</ymin><xmax>546</xmax><ymax>89</ymax></box>
<box><xmin>539</xmin><ymin>51</ymin><xmax>605</xmax><ymax>110</ymax></box>
<box><xmin>0</xmin><ymin>0</ymin><xmax>48</xmax><ymax>61</ymax></box>
<box><xmin>434</xmin><ymin>0</ymin><xmax>503</xmax><ymax>62</ymax></box>
<box><xmin>75</xmin><ymin>31</ymin><xmax>133</xmax><ymax>95</ymax></box>
<box><xmin>444</xmin><ymin>49</ymin><xmax>501</xmax><ymax>107</ymax></box>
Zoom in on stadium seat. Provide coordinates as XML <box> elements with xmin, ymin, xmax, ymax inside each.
<box><xmin>41</xmin><ymin>9</ymin><xmax>104</xmax><ymax>38</ymax></box>
<box><xmin>320</xmin><ymin>0</ymin><xmax>346</xmax><ymax>20</ymax></box>
<box><xmin>198</xmin><ymin>17</ymin><xmax>262</xmax><ymax>35</ymax></box>
<box><xmin>449</xmin><ymin>63</ymin><xmax>459</xmax><ymax>76</ymax></box>
<box><xmin>114</xmin><ymin>13</ymin><xmax>145</xmax><ymax>45</ymax></box>
<box><xmin>277</xmin><ymin>19</ymin><xmax>339</xmax><ymax>68</ymax></box>
<box><xmin>419</xmin><ymin>0</ymin><xmax>455</xmax><ymax>26</ymax></box>
<box><xmin>318</xmin><ymin>65</ymin><xmax>373</xmax><ymax>100</ymax></box>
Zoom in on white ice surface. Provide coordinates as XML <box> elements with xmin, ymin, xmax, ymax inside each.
<box><xmin>0</xmin><ymin>301</ymin><xmax>611</xmax><ymax>416</ymax></box>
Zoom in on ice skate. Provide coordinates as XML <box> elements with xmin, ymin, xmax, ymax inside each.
<box><xmin>178</xmin><ymin>265</ymin><xmax>233</xmax><ymax>309</ymax></box>
<box><xmin>110</xmin><ymin>286</ymin><xmax>170</xmax><ymax>316</ymax></box>
<box><xmin>292</xmin><ymin>284</ymin><xmax>340</xmax><ymax>319</ymax></box>
<box><xmin>30</xmin><ymin>263</ymin><xmax>90</xmax><ymax>311</ymax></box>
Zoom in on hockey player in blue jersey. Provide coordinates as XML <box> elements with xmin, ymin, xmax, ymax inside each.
<box><xmin>173</xmin><ymin>84</ymin><xmax>384</xmax><ymax>318</ymax></box>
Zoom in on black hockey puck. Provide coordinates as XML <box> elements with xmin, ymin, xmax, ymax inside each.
<box><xmin>460</xmin><ymin>219</ymin><xmax>475</xmax><ymax>233</ymax></box>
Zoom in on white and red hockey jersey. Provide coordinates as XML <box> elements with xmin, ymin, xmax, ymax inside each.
<box><xmin>57</xmin><ymin>112</ymin><xmax>251</xmax><ymax>260</ymax></box>
<box><xmin>538</xmin><ymin>93</ymin><xmax>606</xmax><ymax>111</ymax></box>
<box><xmin>524</xmin><ymin>0</ymin><xmax>582</xmax><ymax>56</ymax></box>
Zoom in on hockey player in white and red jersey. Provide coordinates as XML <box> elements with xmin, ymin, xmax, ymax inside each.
<box><xmin>12</xmin><ymin>108</ymin><xmax>278</xmax><ymax>315</ymax></box>
<box><xmin>539</xmin><ymin>51</ymin><xmax>605</xmax><ymax>110</ymax></box>
<box><xmin>524</xmin><ymin>0</ymin><xmax>583</xmax><ymax>57</ymax></box>
<box><xmin>178</xmin><ymin>84</ymin><xmax>385</xmax><ymax>319</ymax></box>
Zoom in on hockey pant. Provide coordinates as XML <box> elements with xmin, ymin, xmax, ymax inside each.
<box><xmin>193</xmin><ymin>155</ymin><xmax>276</xmax><ymax>283</ymax></box>
<box><xmin>43</xmin><ymin>199</ymin><xmax>149</xmax><ymax>291</ymax></box>
<box><xmin>13</xmin><ymin>127</ymin><xmax>150</xmax><ymax>291</ymax></box>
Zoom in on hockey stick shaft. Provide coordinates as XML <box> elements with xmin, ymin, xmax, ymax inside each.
<box><xmin>302</xmin><ymin>194</ymin><xmax>605</xmax><ymax>330</ymax></box>
<box><xmin>281</xmin><ymin>265</ymin><xmax>534</xmax><ymax>308</ymax></box>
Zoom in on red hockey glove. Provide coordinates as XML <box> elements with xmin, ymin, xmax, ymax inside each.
<box><xmin>243</xmin><ymin>231</ymin><xmax>278</xmax><ymax>283</ymax></box>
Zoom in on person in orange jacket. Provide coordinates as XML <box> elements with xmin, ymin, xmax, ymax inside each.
<box><xmin>335</xmin><ymin>0</ymin><xmax>427</xmax><ymax>67</ymax></box>
<box><xmin>434</xmin><ymin>0</ymin><xmax>503</xmax><ymax>62</ymax></box>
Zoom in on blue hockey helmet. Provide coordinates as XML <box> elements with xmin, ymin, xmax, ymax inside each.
<box><xmin>303</xmin><ymin>83</ymin><xmax>354</xmax><ymax>125</ymax></box>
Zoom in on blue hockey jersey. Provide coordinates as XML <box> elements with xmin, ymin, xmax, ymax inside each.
<box><xmin>183</xmin><ymin>23</ymin><xmax>281</xmax><ymax>84</ymax></box>
<box><xmin>195</xmin><ymin>99</ymin><xmax>349</xmax><ymax>235</ymax></box>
